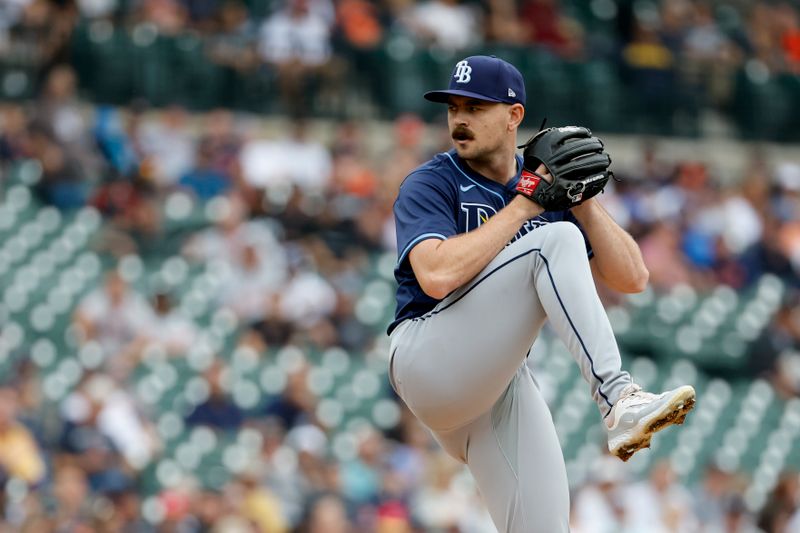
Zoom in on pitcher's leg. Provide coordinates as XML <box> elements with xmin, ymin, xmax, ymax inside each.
<box><xmin>435</xmin><ymin>365</ymin><xmax>570</xmax><ymax>533</ymax></box>
<box><xmin>391</xmin><ymin>221</ymin><xmax>632</xmax><ymax>431</ymax></box>
<box><xmin>529</xmin><ymin>221</ymin><xmax>632</xmax><ymax>417</ymax></box>
<box><xmin>390</xmin><ymin>235</ymin><xmax>550</xmax><ymax>432</ymax></box>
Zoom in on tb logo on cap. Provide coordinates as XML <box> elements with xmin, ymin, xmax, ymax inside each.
<box><xmin>453</xmin><ymin>60</ymin><xmax>472</xmax><ymax>83</ymax></box>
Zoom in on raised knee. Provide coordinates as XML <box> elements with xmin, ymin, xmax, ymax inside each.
<box><xmin>544</xmin><ymin>221</ymin><xmax>585</xmax><ymax>251</ymax></box>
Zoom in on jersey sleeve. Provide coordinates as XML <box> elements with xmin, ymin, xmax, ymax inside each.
<box><xmin>394</xmin><ymin>172</ymin><xmax>458</xmax><ymax>265</ymax></box>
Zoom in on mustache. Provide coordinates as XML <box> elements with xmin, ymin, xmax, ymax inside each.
<box><xmin>451</xmin><ymin>127</ymin><xmax>474</xmax><ymax>141</ymax></box>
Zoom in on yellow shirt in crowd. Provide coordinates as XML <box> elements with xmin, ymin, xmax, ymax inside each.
<box><xmin>0</xmin><ymin>423</ymin><xmax>46</xmax><ymax>485</ymax></box>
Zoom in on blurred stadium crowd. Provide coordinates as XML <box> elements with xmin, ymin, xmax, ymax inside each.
<box><xmin>1</xmin><ymin>0</ymin><xmax>800</xmax><ymax>136</ymax></box>
<box><xmin>0</xmin><ymin>0</ymin><xmax>800</xmax><ymax>532</ymax></box>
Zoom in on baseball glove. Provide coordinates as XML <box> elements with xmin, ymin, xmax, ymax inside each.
<box><xmin>516</xmin><ymin>126</ymin><xmax>613</xmax><ymax>211</ymax></box>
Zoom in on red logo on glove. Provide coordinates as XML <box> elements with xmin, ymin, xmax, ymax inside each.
<box><xmin>517</xmin><ymin>169</ymin><xmax>543</xmax><ymax>197</ymax></box>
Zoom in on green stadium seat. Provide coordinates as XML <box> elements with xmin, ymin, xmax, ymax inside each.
<box><xmin>74</xmin><ymin>23</ymin><xmax>136</xmax><ymax>104</ymax></box>
<box><xmin>732</xmin><ymin>70</ymin><xmax>795</xmax><ymax>142</ymax></box>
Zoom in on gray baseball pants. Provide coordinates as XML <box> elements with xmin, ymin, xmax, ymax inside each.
<box><xmin>388</xmin><ymin>221</ymin><xmax>632</xmax><ymax>533</ymax></box>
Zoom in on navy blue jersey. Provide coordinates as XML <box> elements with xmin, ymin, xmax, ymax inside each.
<box><xmin>389</xmin><ymin>149</ymin><xmax>593</xmax><ymax>334</ymax></box>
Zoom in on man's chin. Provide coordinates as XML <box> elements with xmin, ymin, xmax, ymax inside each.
<box><xmin>453</xmin><ymin>142</ymin><xmax>474</xmax><ymax>159</ymax></box>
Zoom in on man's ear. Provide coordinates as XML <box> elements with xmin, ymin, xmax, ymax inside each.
<box><xmin>508</xmin><ymin>103</ymin><xmax>525</xmax><ymax>132</ymax></box>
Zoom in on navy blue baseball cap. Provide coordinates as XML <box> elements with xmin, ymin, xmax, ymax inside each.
<box><xmin>424</xmin><ymin>55</ymin><xmax>526</xmax><ymax>107</ymax></box>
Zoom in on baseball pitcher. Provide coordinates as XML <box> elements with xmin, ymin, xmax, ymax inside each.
<box><xmin>387</xmin><ymin>55</ymin><xmax>696</xmax><ymax>532</ymax></box>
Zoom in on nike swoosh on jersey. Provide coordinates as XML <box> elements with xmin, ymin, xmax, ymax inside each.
<box><xmin>460</xmin><ymin>184</ymin><xmax>476</xmax><ymax>192</ymax></box>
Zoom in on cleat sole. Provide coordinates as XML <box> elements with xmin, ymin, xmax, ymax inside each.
<box><xmin>610</xmin><ymin>386</ymin><xmax>696</xmax><ymax>462</ymax></box>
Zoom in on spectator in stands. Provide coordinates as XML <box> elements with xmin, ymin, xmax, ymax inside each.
<box><xmin>750</xmin><ymin>290</ymin><xmax>800</xmax><ymax>398</ymax></box>
<box><xmin>60</xmin><ymin>371</ymin><xmax>159</xmax><ymax>473</ymax></box>
<box><xmin>379</xmin><ymin>114</ymin><xmax>426</xmax><ymax>190</ymax></box>
<box><xmin>327</xmin><ymin>285</ymin><xmax>373</xmax><ymax>352</ymax></box>
<box><xmin>719</xmin><ymin>495</ymin><xmax>761</xmax><ymax>533</ymax></box>
<box><xmin>300</xmin><ymin>492</ymin><xmax>353</xmax><ymax>533</ymax></box>
<box><xmin>10</xmin><ymin>359</ymin><xmax>44</xmax><ymax>440</ymax></box>
<box><xmin>35</xmin><ymin>65</ymin><xmax>92</xmax><ymax>158</ymax></box>
<box><xmin>6</xmin><ymin>0</ymin><xmax>76</xmax><ymax>74</ymax></box>
<box><xmin>137</xmin><ymin>0</ymin><xmax>188</xmax><ymax>35</ymax></box>
<box><xmin>220</xmin><ymin>241</ymin><xmax>286</xmax><ymax>323</ymax></box>
<box><xmin>682</xmin><ymin>3</ymin><xmax>741</xmax><ymax>108</ymax></box>
<box><xmin>385</xmin><ymin>413</ymin><xmax>432</xmax><ymax>499</ymax></box>
<box><xmin>198</xmin><ymin>108</ymin><xmax>243</xmax><ymax>182</ymax></box>
<box><xmin>339</xmin><ymin>427</ymin><xmax>385</xmax><ymax>510</ymax></box>
<box><xmin>185</xmin><ymin>360</ymin><xmax>245</xmax><ymax>430</ymax></box>
<box><xmin>183</xmin><ymin>192</ymin><xmax>288</xmax><ymax>276</ymax></box>
<box><xmin>179</xmin><ymin>138</ymin><xmax>234</xmax><ymax>201</ymax></box>
<box><xmin>331</xmin><ymin>137</ymin><xmax>377</xmax><ymax>200</ymax></box>
<box><xmin>333</xmin><ymin>0</ymin><xmax>384</xmax><ymax>101</ymax></box>
<box><xmin>570</xmin><ymin>454</ymin><xmax>629</xmax><ymax>533</ymax></box>
<box><xmin>224</xmin><ymin>471</ymin><xmax>290</xmax><ymax>533</ymax></box>
<box><xmin>205</xmin><ymin>0</ymin><xmax>259</xmax><ymax>99</ymax></box>
<box><xmin>50</xmin><ymin>463</ymin><xmax>94</xmax><ymax>530</ymax></box>
<box><xmin>73</xmin><ymin>270</ymin><xmax>154</xmax><ymax>372</ymax></box>
<box><xmin>403</xmin><ymin>0</ymin><xmax>481</xmax><ymax>52</ymax></box>
<box><xmin>759</xmin><ymin>472</ymin><xmax>800</xmax><ymax>532</ymax></box>
<box><xmin>740</xmin><ymin>214</ymin><xmax>797</xmax><ymax>286</ymax></box>
<box><xmin>146</xmin><ymin>287</ymin><xmax>198</xmax><ymax>355</ymax></box>
<box><xmin>375</xmin><ymin>500</ymin><xmax>413</xmax><ymax>533</ymax></box>
<box><xmin>0</xmin><ymin>103</ymin><xmax>31</xmax><ymax>164</ymax></box>
<box><xmin>137</xmin><ymin>105</ymin><xmax>195</xmax><ymax>188</ymax></box>
<box><xmin>409</xmin><ymin>451</ymin><xmax>494</xmax><ymax>531</ymax></box>
<box><xmin>657</xmin><ymin>1</ymin><xmax>691</xmax><ymax>57</ymax></box>
<box><xmin>333</xmin><ymin>0</ymin><xmax>383</xmax><ymax>77</ymax></box>
<box><xmin>621</xmin><ymin>22</ymin><xmax>678</xmax><ymax>133</ymax></box>
<box><xmin>0</xmin><ymin>387</ymin><xmax>45</xmax><ymax>487</ymax></box>
<box><xmin>246</xmin><ymin>295</ymin><xmax>296</xmax><ymax>349</ymax></box>
<box><xmin>182</xmin><ymin>487</ymin><xmax>226</xmax><ymax>531</ymax></box>
<box><xmin>692</xmin><ymin>463</ymin><xmax>741</xmax><ymax>531</ymax></box>
<box><xmin>713</xmin><ymin>182</ymin><xmax>765</xmax><ymax>268</ymax></box>
<box><xmin>266</xmin><ymin>424</ymin><xmax>342</xmax><ymax>529</ymax></box>
<box><xmin>278</xmin><ymin>262</ymin><xmax>338</xmax><ymax>343</ymax></box>
<box><xmin>639</xmin><ymin>222</ymin><xmax>695</xmax><ymax>291</ymax></box>
<box><xmin>102</xmin><ymin>486</ymin><xmax>150</xmax><ymax>533</ymax></box>
<box><xmin>28</xmin><ymin>122</ymin><xmax>89</xmax><ymax>209</ymax></box>
<box><xmin>257</xmin><ymin>0</ymin><xmax>337</xmax><ymax>115</ymax></box>
<box><xmin>0</xmin><ymin>0</ymin><xmax>27</xmax><ymax>35</ymax></box>
<box><xmin>253</xmin><ymin>419</ymin><xmax>305</xmax><ymax>526</ymax></box>
<box><xmin>183</xmin><ymin>0</ymin><xmax>221</xmax><ymax>31</ymax></box>
<box><xmin>91</xmin><ymin>168</ymin><xmax>164</xmax><ymax>256</ymax></box>
<box><xmin>263</xmin><ymin>360</ymin><xmax>317</xmax><ymax>430</ymax></box>
<box><xmin>777</xmin><ymin>2</ymin><xmax>800</xmax><ymax>72</ymax></box>
<box><xmin>774</xmin><ymin>162</ymin><xmax>800</xmax><ymax>221</ymax></box>
<box><xmin>743</xmin><ymin>4</ymin><xmax>776</xmax><ymax>70</ymax></box>
<box><xmin>621</xmin><ymin>460</ymin><xmax>698</xmax><ymax>532</ymax></box>
<box><xmin>240</xmin><ymin>118</ymin><xmax>333</xmax><ymax>207</ymax></box>
<box><xmin>484</xmin><ymin>0</ymin><xmax>526</xmax><ymax>44</ymax></box>
<box><xmin>93</xmin><ymin>105</ymin><xmax>143</xmax><ymax>179</ymax></box>
<box><xmin>519</xmin><ymin>0</ymin><xmax>584</xmax><ymax>59</ymax></box>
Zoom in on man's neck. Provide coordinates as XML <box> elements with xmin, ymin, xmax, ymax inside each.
<box><xmin>462</xmin><ymin>144</ymin><xmax>518</xmax><ymax>185</ymax></box>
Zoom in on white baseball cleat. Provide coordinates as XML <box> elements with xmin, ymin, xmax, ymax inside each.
<box><xmin>606</xmin><ymin>383</ymin><xmax>696</xmax><ymax>462</ymax></box>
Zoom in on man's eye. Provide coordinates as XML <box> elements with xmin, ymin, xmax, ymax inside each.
<box><xmin>469</xmin><ymin>106</ymin><xmax>481</xmax><ymax>112</ymax></box>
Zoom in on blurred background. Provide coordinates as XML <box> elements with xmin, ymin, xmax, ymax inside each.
<box><xmin>0</xmin><ymin>0</ymin><xmax>800</xmax><ymax>532</ymax></box>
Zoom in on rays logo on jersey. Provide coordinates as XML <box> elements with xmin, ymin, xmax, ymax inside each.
<box><xmin>461</xmin><ymin>203</ymin><xmax>496</xmax><ymax>231</ymax></box>
<box><xmin>512</xmin><ymin>217</ymin><xmax>551</xmax><ymax>243</ymax></box>
<box><xmin>461</xmin><ymin>202</ymin><xmax>551</xmax><ymax>241</ymax></box>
